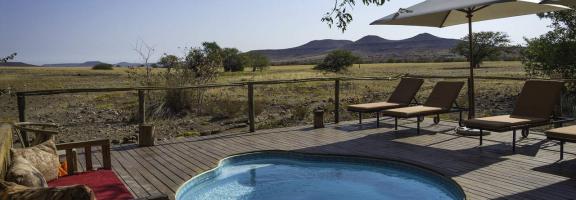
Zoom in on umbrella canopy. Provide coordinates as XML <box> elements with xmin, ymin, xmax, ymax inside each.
<box><xmin>370</xmin><ymin>0</ymin><xmax>568</xmax><ymax>120</ymax></box>
<box><xmin>541</xmin><ymin>0</ymin><xmax>576</xmax><ymax>8</ymax></box>
<box><xmin>371</xmin><ymin>0</ymin><xmax>568</xmax><ymax>27</ymax></box>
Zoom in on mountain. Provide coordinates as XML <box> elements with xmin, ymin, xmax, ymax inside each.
<box><xmin>353</xmin><ymin>35</ymin><xmax>390</xmax><ymax>44</ymax></box>
<box><xmin>43</xmin><ymin>61</ymin><xmax>107</xmax><ymax>67</ymax></box>
<box><xmin>42</xmin><ymin>61</ymin><xmax>155</xmax><ymax>67</ymax></box>
<box><xmin>116</xmin><ymin>62</ymin><xmax>143</xmax><ymax>67</ymax></box>
<box><xmin>251</xmin><ymin>33</ymin><xmax>463</xmax><ymax>64</ymax></box>
<box><xmin>0</xmin><ymin>62</ymin><xmax>38</xmax><ymax>67</ymax></box>
<box><xmin>251</xmin><ymin>39</ymin><xmax>354</xmax><ymax>63</ymax></box>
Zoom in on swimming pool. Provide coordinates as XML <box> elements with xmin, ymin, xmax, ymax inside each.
<box><xmin>176</xmin><ymin>151</ymin><xmax>466</xmax><ymax>200</ymax></box>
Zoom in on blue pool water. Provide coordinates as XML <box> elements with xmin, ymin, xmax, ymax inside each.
<box><xmin>176</xmin><ymin>152</ymin><xmax>465</xmax><ymax>200</ymax></box>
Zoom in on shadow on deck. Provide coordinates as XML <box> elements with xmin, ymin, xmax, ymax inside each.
<box><xmin>104</xmin><ymin>118</ymin><xmax>576</xmax><ymax>200</ymax></box>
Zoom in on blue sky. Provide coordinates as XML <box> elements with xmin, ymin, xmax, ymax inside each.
<box><xmin>0</xmin><ymin>0</ymin><xmax>554</xmax><ymax>65</ymax></box>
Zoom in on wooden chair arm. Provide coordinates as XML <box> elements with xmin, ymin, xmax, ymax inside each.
<box><xmin>14</xmin><ymin>122</ymin><xmax>59</xmax><ymax>128</ymax></box>
<box><xmin>56</xmin><ymin>139</ymin><xmax>111</xmax><ymax>175</ymax></box>
<box><xmin>12</xmin><ymin>122</ymin><xmax>60</xmax><ymax>147</ymax></box>
<box><xmin>14</xmin><ymin>126</ymin><xmax>59</xmax><ymax>135</ymax></box>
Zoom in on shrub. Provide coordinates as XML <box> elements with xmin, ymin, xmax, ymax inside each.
<box><xmin>523</xmin><ymin>10</ymin><xmax>576</xmax><ymax>80</ymax></box>
<box><xmin>92</xmin><ymin>63</ymin><xmax>114</xmax><ymax>70</ymax></box>
<box><xmin>222</xmin><ymin>48</ymin><xmax>245</xmax><ymax>72</ymax></box>
<box><xmin>314</xmin><ymin>50</ymin><xmax>359</xmax><ymax>73</ymax></box>
<box><xmin>451</xmin><ymin>31</ymin><xmax>511</xmax><ymax>68</ymax></box>
<box><xmin>244</xmin><ymin>52</ymin><xmax>270</xmax><ymax>72</ymax></box>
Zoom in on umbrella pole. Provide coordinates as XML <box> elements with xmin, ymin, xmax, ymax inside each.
<box><xmin>455</xmin><ymin>10</ymin><xmax>485</xmax><ymax>136</ymax></box>
<box><xmin>467</xmin><ymin>12</ymin><xmax>476</xmax><ymax>120</ymax></box>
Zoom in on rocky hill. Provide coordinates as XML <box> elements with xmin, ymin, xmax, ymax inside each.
<box><xmin>0</xmin><ymin>62</ymin><xmax>38</xmax><ymax>67</ymax></box>
<box><xmin>251</xmin><ymin>33</ymin><xmax>464</xmax><ymax>64</ymax></box>
<box><xmin>43</xmin><ymin>61</ymin><xmax>107</xmax><ymax>67</ymax></box>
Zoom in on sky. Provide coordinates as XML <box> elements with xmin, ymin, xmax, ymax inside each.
<box><xmin>0</xmin><ymin>0</ymin><xmax>556</xmax><ymax>65</ymax></box>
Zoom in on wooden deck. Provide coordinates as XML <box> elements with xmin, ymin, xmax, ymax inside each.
<box><xmin>97</xmin><ymin>118</ymin><xmax>576</xmax><ymax>200</ymax></box>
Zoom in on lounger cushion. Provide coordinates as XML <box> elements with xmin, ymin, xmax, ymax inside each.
<box><xmin>465</xmin><ymin>115</ymin><xmax>548</xmax><ymax>131</ymax></box>
<box><xmin>347</xmin><ymin>102</ymin><xmax>403</xmax><ymax>112</ymax></box>
<box><xmin>381</xmin><ymin>106</ymin><xmax>444</xmax><ymax>118</ymax></box>
<box><xmin>546</xmin><ymin>126</ymin><xmax>576</xmax><ymax>141</ymax></box>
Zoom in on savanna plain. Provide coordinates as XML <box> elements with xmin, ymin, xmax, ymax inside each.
<box><xmin>0</xmin><ymin>62</ymin><xmax>537</xmax><ymax>144</ymax></box>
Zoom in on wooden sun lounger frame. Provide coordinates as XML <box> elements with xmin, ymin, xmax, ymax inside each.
<box><xmin>546</xmin><ymin>134</ymin><xmax>576</xmax><ymax>160</ymax></box>
<box><xmin>466</xmin><ymin>80</ymin><xmax>574</xmax><ymax>152</ymax></box>
<box><xmin>347</xmin><ymin>78</ymin><xmax>425</xmax><ymax>128</ymax></box>
<box><xmin>392</xmin><ymin>102</ymin><xmax>468</xmax><ymax>135</ymax></box>
<box><xmin>350</xmin><ymin>97</ymin><xmax>420</xmax><ymax>128</ymax></box>
<box><xmin>473</xmin><ymin>117</ymin><xmax>574</xmax><ymax>153</ymax></box>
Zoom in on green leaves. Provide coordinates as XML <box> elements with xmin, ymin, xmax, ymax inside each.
<box><xmin>523</xmin><ymin>10</ymin><xmax>576</xmax><ymax>79</ymax></box>
<box><xmin>222</xmin><ymin>48</ymin><xmax>245</xmax><ymax>72</ymax></box>
<box><xmin>1</xmin><ymin>53</ymin><xmax>17</xmax><ymax>63</ymax></box>
<box><xmin>314</xmin><ymin>50</ymin><xmax>359</xmax><ymax>73</ymax></box>
<box><xmin>244</xmin><ymin>52</ymin><xmax>270</xmax><ymax>72</ymax></box>
<box><xmin>322</xmin><ymin>0</ymin><xmax>388</xmax><ymax>32</ymax></box>
<box><xmin>451</xmin><ymin>31</ymin><xmax>511</xmax><ymax>68</ymax></box>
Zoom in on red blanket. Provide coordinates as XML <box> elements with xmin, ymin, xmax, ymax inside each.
<box><xmin>49</xmin><ymin>170</ymin><xmax>133</xmax><ymax>200</ymax></box>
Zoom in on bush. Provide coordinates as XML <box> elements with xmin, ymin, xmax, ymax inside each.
<box><xmin>222</xmin><ymin>48</ymin><xmax>245</xmax><ymax>72</ymax></box>
<box><xmin>92</xmin><ymin>63</ymin><xmax>114</xmax><ymax>70</ymax></box>
<box><xmin>244</xmin><ymin>52</ymin><xmax>270</xmax><ymax>72</ymax></box>
<box><xmin>522</xmin><ymin>10</ymin><xmax>576</xmax><ymax>79</ymax></box>
<box><xmin>314</xmin><ymin>50</ymin><xmax>359</xmax><ymax>73</ymax></box>
<box><xmin>451</xmin><ymin>31</ymin><xmax>510</xmax><ymax>68</ymax></box>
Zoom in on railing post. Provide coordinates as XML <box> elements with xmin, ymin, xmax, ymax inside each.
<box><xmin>334</xmin><ymin>79</ymin><xmax>340</xmax><ymax>123</ymax></box>
<box><xmin>102</xmin><ymin>141</ymin><xmax>111</xmax><ymax>170</ymax></box>
<box><xmin>248</xmin><ymin>83</ymin><xmax>255</xmax><ymax>132</ymax></box>
<box><xmin>16</xmin><ymin>93</ymin><xmax>29</xmax><ymax>147</ymax></box>
<box><xmin>138</xmin><ymin>90</ymin><xmax>146</xmax><ymax>124</ymax></box>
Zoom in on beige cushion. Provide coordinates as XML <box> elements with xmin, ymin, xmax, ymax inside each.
<box><xmin>347</xmin><ymin>102</ymin><xmax>403</xmax><ymax>112</ymax></box>
<box><xmin>381</xmin><ymin>106</ymin><xmax>444</xmax><ymax>118</ymax></box>
<box><xmin>0</xmin><ymin>181</ymin><xmax>95</xmax><ymax>200</ymax></box>
<box><xmin>348</xmin><ymin>78</ymin><xmax>424</xmax><ymax>112</ymax></box>
<box><xmin>11</xmin><ymin>139</ymin><xmax>59</xmax><ymax>182</ymax></box>
<box><xmin>465</xmin><ymin>115</ymin><xmax>548</xmax><ymax>131</ymax></box>
<box><xmin>546</xmin><ymin>126</ymin><xmax>576</xmax><ymax>141</ymax></box>
<box><xmin>6</xmin><ymin>157</ymin><xmax>48</xmax><ymax>188</ymax></box>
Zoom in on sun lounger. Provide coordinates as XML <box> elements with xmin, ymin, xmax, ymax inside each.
<box><xmin>465</xmin><ymin>80</ymin><xmax>569</xmax><ymax>152</ymax></box>
<box><xmin>546</xmin><ymin>126</ymin><xmax>576</xmax><ymax>160</ymax></box>
<box><xmin>347</xmin><ymin>78</ymin><xmax>424</xmax><ymax>127</ymax></box>
<box><xmin>381</xmin><ymin>81</ymin><xmax>466</xmax><ymax>134</ymax></box>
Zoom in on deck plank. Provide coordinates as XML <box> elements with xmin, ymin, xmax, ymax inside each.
<box><xmin>102</xmin><ymin>119</ymin><xmax>576</xmax><ymax>200</ymax></box>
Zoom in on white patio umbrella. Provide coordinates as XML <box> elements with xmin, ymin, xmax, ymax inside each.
<box><xmin>541</xmin><ymin>0</ymin><xmax>576</xmax><ymax>7</ymax></box>
<box><xmin>371</xmin><ymin>0</ymin><xmax>568</xmax><ymax>120</ymax></box>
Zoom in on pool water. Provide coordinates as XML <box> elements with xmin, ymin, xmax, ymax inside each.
<box><xmin>176</xmin><ymin>152</ymin><xmax>465</xmax><ymax>200</ymax></box>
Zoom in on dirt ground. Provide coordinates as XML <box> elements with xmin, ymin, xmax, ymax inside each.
<box><xmin>0</xmin><ymin>62</ymin><xmax>533</xmax><ymax>145</ymax></box>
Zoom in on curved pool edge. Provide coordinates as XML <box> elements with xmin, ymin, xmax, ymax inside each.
<box><xmin>175</xmin><ymin>150</ymin><xmax>467</xmax><ymax>200</ymax></box>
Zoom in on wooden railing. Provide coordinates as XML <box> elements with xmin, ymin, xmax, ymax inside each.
<box><xmin>15</xmin><ymin>74</ymin><xmax>574</xmax><ymax>141</ymax></box>
<box><xmin>56</xmin><ymin>139</ymin><xmax>111</xmax><ymax>175</ymax></box>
